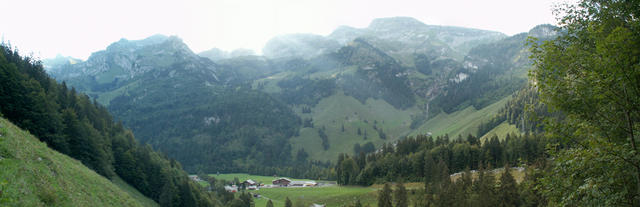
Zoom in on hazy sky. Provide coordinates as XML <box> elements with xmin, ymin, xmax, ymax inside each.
<box><xmin>1</xmin><ymin>0</ymin><xmax>559</xmax><ymax>60</ymax></box>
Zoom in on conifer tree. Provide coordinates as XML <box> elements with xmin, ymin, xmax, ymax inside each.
<box><xmin>377</xmin><ymin>183</ymin><xmax>393</xmax><ymax>207</ymax></box>
<box><xmin>285</xmin><ymin>197</ymin><xmax>292</xmax><ymax>207</ymax></box>
<box><xmin>354</xmin><ymin>199</ymin><xmax>362</xmax><ymax>207</ymax></box>
<box><xmin>394</xmin><ymin>181</ymin><xmax>408</xmax><ymax>207</ymax></box>
<box><xmin>498</xmin><ymin>166</ymin><xmax>520</xmax><ymax>207</ymax></box>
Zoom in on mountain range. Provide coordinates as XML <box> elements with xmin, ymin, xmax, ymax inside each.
<box><xmin>45</xmin><ymin>16</ymin><xmax>558</xmax><ymax>173</ymax></box>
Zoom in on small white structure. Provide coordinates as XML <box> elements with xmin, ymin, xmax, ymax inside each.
<box><xmin>224</xmin><ymin>185</ymin><xmax>238</xmax><ymax>192</ymax></box>
<box><xmin>188</xmin><ymin>175</ymin><xmax>202</xmax><ymax>182</ymax></box>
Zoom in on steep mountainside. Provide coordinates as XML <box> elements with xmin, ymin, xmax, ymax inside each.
<box><xmin>48</xmin><ymin>18</ymin><xmax>558</xmax><ymax>166</ymax></box>
<box><xmin>329</xmin><ymin>17</ymin><xmax>506</xmax><ymax>62</ymax></box>
<box><xmin>263</xmin><ymin>34</ymin><xmax>341</xmax><ymax>59</ymax></box>
<box><xmin>252</xmin><ymin>17</ymin><xmax>505</xmax><ymax>63</ymax></box>
<box><xmin>47</xmin><ymin>36</ymin><xmax>302</xmax><ymax>173</ymax></box>
<box><xmin>0</xmin><ymin>44</ymin><xmax>215</xmax><ymax>206</ymax></box>
<box><xmin>49</xmin><ymin>35</ymin><xmax>218</xmax><ymax>105</ymax></box>
<box><xmin>0</xmin><ymin>117</ymin><xmax>148</xmax><ymax>206</ymax></box>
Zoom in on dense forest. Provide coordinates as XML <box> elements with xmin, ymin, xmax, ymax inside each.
<box><xmin>0</xmin><ymin>44</ymin><xmax>218</xmax><ymax>206</ymax></box>
<box><xmin>335</xmin><ymin>133</ymin><xmax>547</xmax><ymax>185</ymax></box>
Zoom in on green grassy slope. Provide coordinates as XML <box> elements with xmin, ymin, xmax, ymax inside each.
<box><xmin>410</xmin><ymin>96</ymin><xmax>512</xmax><ymax>138</ymax></box>
<box><xmin>480</xmin><ymin>121</ymin><xmax>521</xmax><ymax>141</ymax></box>
<box><xmin>289</xmin><ymin>91</ymin><xmax>513</xmax><ymax>162</ymax></box>
<box><xmin>0</xmin><ymin>117</ymin><xmax>146</xmax><ymax>207</ymax></box>
<box><xmin>290</xmin><ymin>92</ymin><xmax>421</xmax><ymax>161</ymax></box>
<box><xmin>111</xmin><ymin>176</ymin><xmax>159</xmax><ymax>207</ymax></box>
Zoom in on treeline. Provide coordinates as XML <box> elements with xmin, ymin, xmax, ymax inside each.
<box><xmin>477</xmin><ymin>85</ymin><xmax>558</xmax><ymax>137</ymax></box>
<box><xmin>335</xmin><ymin>133</ymin><xmax>547</xmax><ymax>186</ymax></box>
<box><xmin>357</xmin><ymin>165</ymin><xmax>546</xmax><ymax>207</ymax></box>
<box><xmin>242</xmin><ymin>148</ymin><xmax>335</xmax><ymax>181</ymax></box>
<box><xmin>0</xmin><ymin>44</ymin><xmax>215</xmax><ymax>206</ymax></box>
<box><xmin>277</xmin><ymin>76</ymin><xmax>337</xmax><ymax>106</ymax></box>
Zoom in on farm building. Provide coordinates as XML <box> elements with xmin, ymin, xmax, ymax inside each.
<box><xmin>243</xmin><ymin>179</ymin><xmax>257</xmax><ymax>186</ymax></box>
<box><xmin>290</xmin><ymin>181</ymin><xmax>317</xmax><ymax>187</ymax></box>
<box><xmin>272</xmin><ymin>178</ymin><xmax>292</xmax><ymax>186</ymax></box>
<box><xmin>224</xmin><ymin>185</ymin><xmax>238</xmax><ymax>192</ymax></box>
<box><xmin>188</xmin><ymin>175</ymin><xmax>202</xmax><ymax>182</ymax></box>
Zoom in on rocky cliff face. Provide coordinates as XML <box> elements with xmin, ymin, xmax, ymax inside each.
<box><xmin>49</xmin><ymin>34</ymin><xmax>218</xmax><ymax>93</ymax></box>
<box><xmin>329</xmin><ymin>17</ymin><xmax>507</xmax><ymax>61</ymax></box>
<box><xmin>257</xmin><ymin>17</ymin><xmax>506</xmax><ymax>63</ymax></box>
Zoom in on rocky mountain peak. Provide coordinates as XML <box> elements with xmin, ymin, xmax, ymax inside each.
<box><xmin>528</xmin><ymin>24</ymin><xmax>559</xmax><ymax>38</ymax></box>
<box><xmin>367</xmin><ymin>16</ymin><xmax>427</xmax><ymax>32</ymax></box>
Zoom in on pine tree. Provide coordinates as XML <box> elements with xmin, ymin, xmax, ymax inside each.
<box><xmin>423</xmin><ymin>152</ymin><xmax>437</xmax><ymax>189</ymax></box>
<box><xmin>266</xmin><ymin>199</ymin><xmax>274</xmax><ymax>207</ymax></box>
<box><xmin>378</xmin><ymin>183</ymin><xmax>392</xmax><ymax>207</ymax></box>
<box><xmin>354</xmin><ymin>199</ymin><xmax>362</xmax><ymax>207</ymax></box>
<box><xmin>285</xmin><ymin>197</ymin><xmax>292</xmax><ymax>207</ymax></box>
<box><xmin>394</xmin><ymin>181</ymin><xmax>408</xmax><ymax>207</ymax></box>
<box><xmin>498</xmin><ymin>166</ymin><xmax>520</xmax><ymax>207</ymax></box>
<box><xmin>474</xmin><ymin>165</ymin><xmax>497</xmax><ymax>207</ymax></box>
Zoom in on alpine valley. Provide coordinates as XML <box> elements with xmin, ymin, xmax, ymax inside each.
<box><xmin>46</xmin><ymin>17</ymin><xmax>557</xmax><ymax>175</ymax></box>
<box><xmin>4</xmin><ymin>0</ymin><xmax>640</xmax><ymax>206</ymax></box>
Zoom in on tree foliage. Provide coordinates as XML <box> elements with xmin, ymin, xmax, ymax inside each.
<box><xmin>377</xmin><ymin>183</ymin><xmax>392</xmax><ymax>207</ymax></box>
<box><xmin>530</xmin><ymin>0</ymin><xmax>640</xmax><ymax>205</ymax></box>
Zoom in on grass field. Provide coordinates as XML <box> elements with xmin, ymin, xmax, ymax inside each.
<box><xmin>290</xmin><ymin>91</ymin><xmax>421</xmax><ymax>162</ymax></box>
<box><xmin>253</xmin><ymin>64</ymin><xmax>514</xmax><ymax>163</ymax></box>
<box><xmin>410</xmin><ymin>96</ymin><xmax>512</xmax><ymax>138</ymax></box>
<box><xmin>0</xmin><ymin>117</ymin><xmax>146</xmax><ymax>206</ymax></box>
<box><xmin>480</xmin><ymin>121</ymin><xmax>521</xmax><ymax>141</ymax></box>
<box><xmin>214</xmin><ymin>170</ymin><xmax>523</xmax><ymax>207</ymax></box>
<box><xmin>254</xmin><ymin>185</ymin><xmax>377</xmax><ymax>207</ymax></box>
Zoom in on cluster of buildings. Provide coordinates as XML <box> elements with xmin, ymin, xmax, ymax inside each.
<box><xmin>272</xmin><ymin>178</ymin><xmax>317</xmax><ymax>187</ymax></box>
<box><xmin>224</xmin><ymin>177</ymin><xmax>318</xmax><ymax>192</ymax></box>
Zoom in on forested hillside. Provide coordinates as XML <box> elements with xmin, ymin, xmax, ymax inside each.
<box><xmin>339</xmin><ymin>1</ymin><xmax>640</xmax><ymax>206</ymax></box>
<box><xmin>46</xmin><ymin>18</ymin><xmax>558</xmax><ymax>170</ymax></box>
<box><xmin>0</xmin><ymin>44</ymin><xmax>215</xmax><ymax>206</ymax></box>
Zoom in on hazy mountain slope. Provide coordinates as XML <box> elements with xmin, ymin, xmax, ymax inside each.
<box><xmin>47</xmin><ymin>36</ymin><xmax>302</xmax><ymax>174</ymax></box>
<box><xmin>260</xmin><ymin>17</ymin><xmax>505</xmax><ymax>63</ymax></box>
<box><xmin>263</xmin><ymin>34</ymin><xmax>341</xmax><ymax>59</ymax></box>
<box><xmin>0</xmin><ymin>117</ymin><xmax>146</xmax><ymax>207</ymax></box>
<box><xmin>329</xmin><ymin>17</ymin><xmax>506</xmax><ymax>62</ymax></box>
<box><xmin>47</xmin><ymin>21</ymin><xmax>558</xmax><ymax>169</ymax></box>
<box><xmin>1</xmin><ymin>44</ymin><xmax>216</xmax><ymax>206</ymax></box>
<box><xmin>42</xmin><ymin>55</ymin><xmax>82</xmax><ymax>71</ymax></box>
<box><xmin>49</xmin><ymin>35</ymin><xmax>218</xmax><ymax>106</ymax></box>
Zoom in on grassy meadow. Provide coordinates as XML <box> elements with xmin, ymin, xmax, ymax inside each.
<box><xmin>0</xmin><ymin>117</ymin><xmax>150</xmax><ymax>206</ymax></box>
